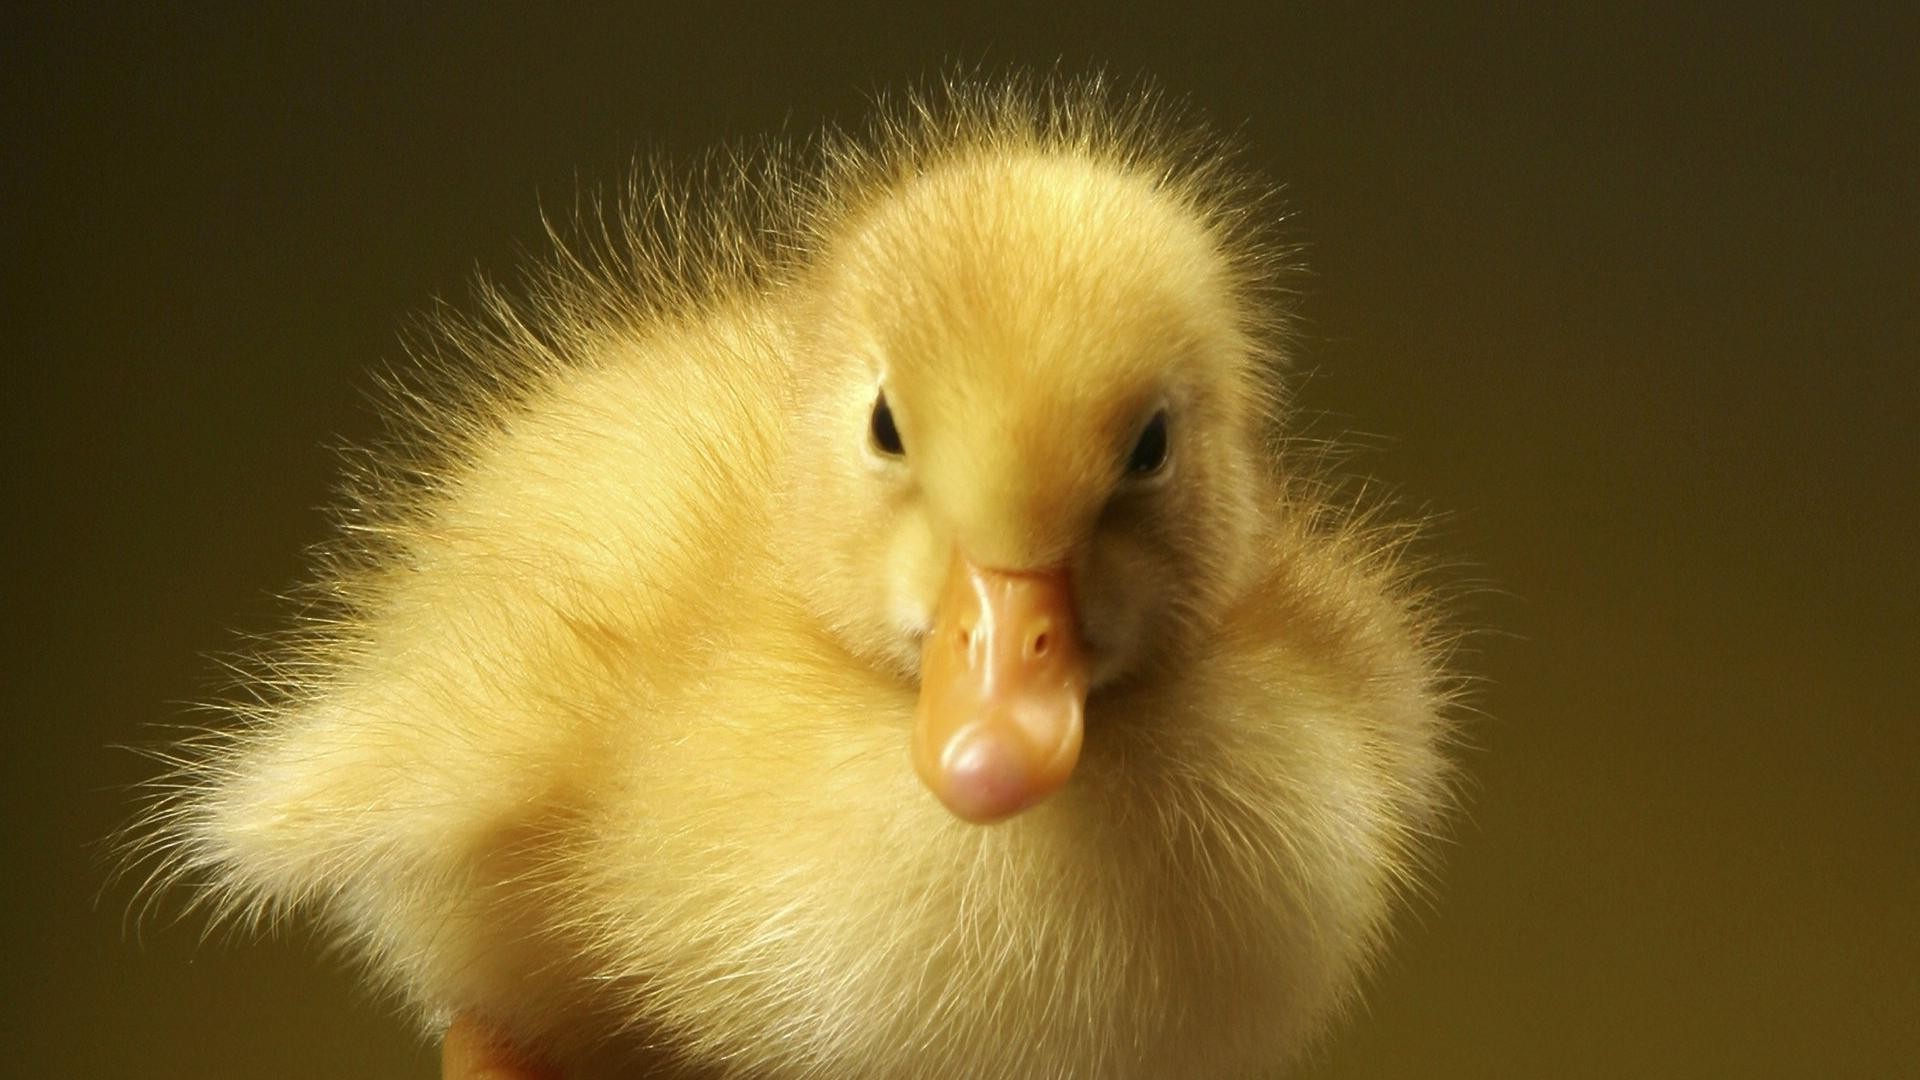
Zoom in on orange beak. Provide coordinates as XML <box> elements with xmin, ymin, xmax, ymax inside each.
<box><xmin>911</xmin><ymin>552</ymin><xmax>1090</xmax><ymax>823</ymax></box>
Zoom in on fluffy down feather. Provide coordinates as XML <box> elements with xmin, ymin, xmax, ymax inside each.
<box><xmin>128</xmin><ymin>77</ymin><xmax>1460</xmax><ymax>1078</ymax></box>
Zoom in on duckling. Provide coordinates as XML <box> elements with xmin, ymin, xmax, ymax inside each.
<box><xmin>131</xmin><ymin>79</ymin><xmax>1457</xmax><ymax>1079</ymax></box>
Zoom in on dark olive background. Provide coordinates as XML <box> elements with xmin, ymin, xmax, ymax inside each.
<box><xmin>7</xmin><ymin>4</ymin><xmax>1915</xmax><ymax>1077</ymax></box>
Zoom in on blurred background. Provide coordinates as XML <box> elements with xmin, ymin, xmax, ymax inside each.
<box><xmin>6</xmin><ymin>4</ymin><xmax>1914</xmax><ymax>1077</ymax></box>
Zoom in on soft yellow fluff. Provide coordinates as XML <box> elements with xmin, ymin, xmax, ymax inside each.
<box><xmin>131</xmin><ymin>78</ymin><xmax>1459</xmax><ymax>1078</ymax></box>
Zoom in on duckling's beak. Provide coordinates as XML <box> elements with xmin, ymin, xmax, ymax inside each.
<box><xmin>911</xmin><ymin>553</ymin><xmax>1089</xmax><ymax>823</ymax></box>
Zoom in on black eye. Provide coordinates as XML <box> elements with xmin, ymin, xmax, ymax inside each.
<box><xmin>1126</xmin><ymin>410</ymin><xmax>1169</xmax><ymax>475</ymax></box>
<box><xmin>870</xmin><ymin>391</ymin><xmax>905</xmax><ymax>456</ymax></box>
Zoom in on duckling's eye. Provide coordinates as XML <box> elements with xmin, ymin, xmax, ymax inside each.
<box><xmin>1126</xmin><ymin>410</ymin><xmax>1169</xmax><ymax>475</ymax></box>
<box><xmin>870</xmin><ymin>391</ymin><xmax>905</xmax><ymax>457</ymax></box>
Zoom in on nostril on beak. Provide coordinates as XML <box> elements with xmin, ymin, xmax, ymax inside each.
<box><xmin>1026</xmin><ymin>626</ymin><xmax>1050</xmax><ymax>660</ymax></box>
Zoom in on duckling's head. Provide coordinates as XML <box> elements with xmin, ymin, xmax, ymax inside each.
<box><xmin>781</xmin><ymin>148</ymin><xmax>1278</xmax><ymax>822</ymax></box>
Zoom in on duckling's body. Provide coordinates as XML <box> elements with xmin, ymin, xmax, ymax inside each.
<box><xmin>139</xmin><ymin>82</ymin><xmax>1455</xmax><ymax>1078</ymax></box>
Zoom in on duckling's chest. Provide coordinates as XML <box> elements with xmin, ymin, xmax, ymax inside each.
<box><xmin>581</xmin><ymin>643</ymin><xmax>1331</xmax><ymax>1077</ymax></box>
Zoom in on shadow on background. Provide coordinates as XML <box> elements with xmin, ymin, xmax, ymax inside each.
<box><xmin>6</xmin><ymin>5</ymin><xmax>1915</xmax><ymax>1077</ymax></box>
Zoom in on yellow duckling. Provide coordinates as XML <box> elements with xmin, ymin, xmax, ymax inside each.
<box><xmin>134</xmin><ymin>80</ymin><xmax>1457</xmax><ymax>1078</ymax></box>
